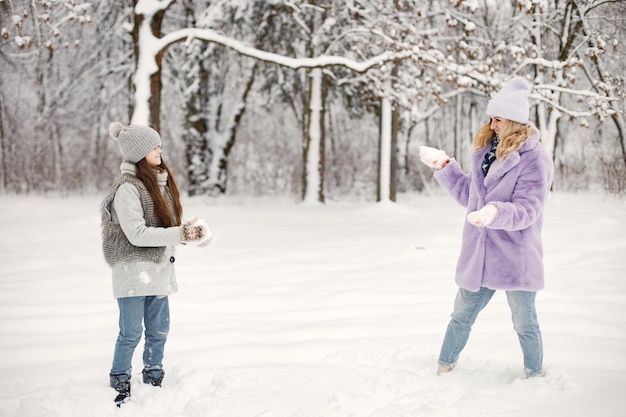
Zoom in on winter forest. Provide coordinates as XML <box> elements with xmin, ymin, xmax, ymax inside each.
<box><xmin>1</xmin><ymin>0</ymin><xmax>625</xmax><ymax>201</ymax></box>
<box><xmin>2</xmin><ymin>2</ymin><xmax>626</xmax><ymax>416</ymax></box>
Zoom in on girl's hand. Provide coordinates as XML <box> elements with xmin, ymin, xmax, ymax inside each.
<box><xmin>182</xmin><ymin>217</ymin><xmax>216</xmax><ymax>247</ymax></box>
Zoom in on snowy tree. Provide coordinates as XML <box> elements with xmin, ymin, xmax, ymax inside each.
<box><xmin>1</xmin><ymin>0</ymin><xmax>625</xmax><ymax>195</ymax></box>
<box><xmin>527</xmin><ymin>0</ymin><xmax>626</xmax><ymax>186</ymax></box>
<box><xmin>112</xmin><ymin>0</ymin><xmax>626</xmax><ymax>198</ymax></box>
<box><xmin>368</xmin><ymin>0</ymin><xmax>626</xmax><ymax>194</ymax></box>
<box><xmin>128</xmin><ymin>0</ymin><xmax>409</xmax><ymax>200</ymax></box>
<box><xmin>0</xmin><ymin>0</ymin><xmax>96</xmax><ymax>191</ymax></box>
<box><xmin>174</xmin><ymin>1</ymin><xmax>259</xmax><ymax>196</ymax></box>
<box><xmin>314</xmin><ymin>1</ymin><xmax>488</xmax><ymax>200</ymax></box>
<box><xmin>442</xmin><ymin>0</ymin><xmax>624</xmax><ymax>166</ymax></box>
<box><xmin>0</xmin><ymin>0</ymin><xmax>92</xmax><ymax>50</ymax></box>
<box><xmin>180</xmin><ymin>43</ymin><xmax>258</xmax><ymax>196</ymax></box>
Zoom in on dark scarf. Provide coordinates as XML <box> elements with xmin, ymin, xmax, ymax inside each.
<box><xmin>481</xmin><ymin>138</ymin><xmax>499</xmax><ymax>176</ymax></box>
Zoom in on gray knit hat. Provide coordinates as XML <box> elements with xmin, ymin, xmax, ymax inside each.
<box><xmin>109</xmin><ymin>122</ymin><xmax>162</xmax><ymax>163</ymax></box>
<box><xmin>485</xmin><ymin>76</ymin><xmax>531</xmax><ymax>124</ymax></box>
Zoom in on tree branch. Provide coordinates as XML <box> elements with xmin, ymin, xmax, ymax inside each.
<box><xmin>157</xmin><ymin>27</ymin><xmax>411</xmax><ymax>73</ymax></box>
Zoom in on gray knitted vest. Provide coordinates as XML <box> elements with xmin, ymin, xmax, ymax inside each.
<box><xmin>100</xmin><ymin>174</ymin><xmax>175</xmax><ymax>267</ymax></box>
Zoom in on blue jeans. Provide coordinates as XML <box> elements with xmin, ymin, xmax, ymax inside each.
<box><xmin>110</xmin><ymin>296</ymin><xmax>170</xmax><ymax>376</ymax></box>
<box><xmin>438</xmin><ymin>287</ymin><xmax>543</xmax><ymax>376</ymax></box>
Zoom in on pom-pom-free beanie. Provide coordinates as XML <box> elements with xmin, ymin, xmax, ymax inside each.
<box><xmin>485</xmin><ymin>76</ymin><xmax>531</xmax><ymax>124</ymax></box>
<box><xmin>108</xmin><ymin>122</ymin><xmax>162</xmax><ymax>163</ymax></box>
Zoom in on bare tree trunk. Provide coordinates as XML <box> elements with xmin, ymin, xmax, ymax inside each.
<box><xmin>131</xmin><ymin>1</ymin><xmax>168</xmax><ymax>130</ymax></box>
<box><xmin>206</xmin><ymin>62</ymin><xmax>257</xmax><ymax>194</ymax></box>
<box><xmin>390</xmin><ymin>101</ymin><xmax>398</xmax><ymax>201</ymax></box>
<box><xmin>0</xmin><ymin>75</ymin><xmax>5</xmax><ymax>193</ymax></box>
<box><xmin>611</xmin><ymin>115</ymin><xmax>626</xmax><ymax>171</ymax></box>
<box><xmin>183</xmin><ymin>45</ymin><xmax>257</xmax><ymax>196</ymax></box>
<box><xmin>50</xmin><ymin>123</ymin><xmax>63</xmax><ymax>188</ymax></box>
<box><xmin>302</xmin><ymin>67</ymin><xmax>326</xmax><ymax>203</ymax></box>
<box><xmin>376</xmin><ymin>100</ymin><xmax>399</xmax><ymax>202</ymax></box>
<box><xmin>148</xmin><ymin>12</ymin><xmax>166</xmax><ymax>131</ymax></box>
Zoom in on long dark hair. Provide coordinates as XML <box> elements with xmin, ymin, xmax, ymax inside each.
<box><xmin>135</xmin><ymin>157</ymin><xmax>183</xmax><ymax>227</ymax></box>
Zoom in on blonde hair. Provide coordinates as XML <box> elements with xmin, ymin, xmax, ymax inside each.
<box><xmin>473</xmin><ymin>119</ymin><xmax>532</xmax><ymax>160</ymax></box>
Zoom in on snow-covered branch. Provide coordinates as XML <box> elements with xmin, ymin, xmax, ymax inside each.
<box><xmin>157</xmin><ymin>27</ymin><xmax>411</xmax><ymax>73</ymax></box>
<box><xmin>135</xmin><ymin>0</ymin><xmax>175</xmax><ymax>15</ymax></box>
<box><xmin>534</xmin><ymin>83</ymin><xmax>620</xmax><ymax>101</ymax></box>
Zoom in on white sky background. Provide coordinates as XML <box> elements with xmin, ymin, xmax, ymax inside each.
<box><xmin>0</xmin><ymin>192</ymin><xmax>624</xmax><ymax>416</ymax></box>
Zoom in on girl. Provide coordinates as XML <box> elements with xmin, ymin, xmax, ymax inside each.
<box><xmin>101</xmin><ymin>122</ymin><xmax>211</xmax><ymax>406</ymax></box>
<box><xmin>419</xmin><ymin>77</ymin><xmax>554</xmax><ymax>378</ymax></box>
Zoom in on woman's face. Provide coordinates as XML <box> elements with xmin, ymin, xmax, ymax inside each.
<box><xmin>490</xmin><ymin>117</ymin><xmax>507</xmax><ymax>138</ymax></box>
<box><xmin>145</xmin><ymin>146</ymin><xmax>162</xmax><ymax>167</ymax></box>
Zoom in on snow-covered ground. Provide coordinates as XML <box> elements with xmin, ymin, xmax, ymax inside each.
<box><xmin>0</xmin><ymin>192</ymin><xmax>625</xmax><ymax>417</ymax></box>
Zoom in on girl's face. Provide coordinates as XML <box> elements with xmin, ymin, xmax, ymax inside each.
<box><xmin>490</xmin><ymin>117</ymin><xmax>506</xmax><ymax>138</ymax></box>
<box><xmin>145</xmin><ymin>146</ymin><xmax>162</xmax><ymax>167</ymax></box>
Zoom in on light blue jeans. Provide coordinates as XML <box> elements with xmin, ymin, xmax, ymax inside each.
<box><xmin>110</xmin><ymin>296</ymin><xmax>170</xmax><ymax>376</ymax></box>
<box><xmin>438</xmin><ymin>287</ymin><xmax>543</xmax><ymax>377</ymax></box>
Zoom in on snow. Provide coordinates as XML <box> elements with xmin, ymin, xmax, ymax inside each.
<box><xmin>419</xmin><ymin>146</ymin><xmax>449</xmax><ymax>169</ymax></box>
<box><xmin>0</xmin><ymin>192</ymin><xmax>625</xmax><ymax>417</ymax></box>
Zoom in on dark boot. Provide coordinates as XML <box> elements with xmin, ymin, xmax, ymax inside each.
<box><xmin>142</xmin><ymin>367</ymin><xmax>164</xmax><ymax>387</ymax></box>
<box><xmin>109</xmin><ymin>373</ymin><xmax>131</xmax><ymax>407</ymax></box>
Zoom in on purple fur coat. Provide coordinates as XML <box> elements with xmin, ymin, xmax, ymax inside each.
<box><xmin>434</xmin><ymin>122</ymin><xmax>554</xmax><ymax>292</ymax></box>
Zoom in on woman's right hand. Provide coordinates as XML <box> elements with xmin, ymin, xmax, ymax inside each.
<box><xmin>419</xmin><ymin>146</ymin><xmax>450</xmax><ymax>169</ymax></box>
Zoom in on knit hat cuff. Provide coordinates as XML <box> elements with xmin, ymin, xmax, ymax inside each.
<box><xmin>486</xmin><ymin>97</ymin><xmax>530</xmax><ymax>124</ymax></box>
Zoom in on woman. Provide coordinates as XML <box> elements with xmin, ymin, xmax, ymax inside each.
<box><xmin>419</xmin><ymin>76</ymin><xmax>554</xmax><ymax>378</ymax></box>
<box><xmin>101</xmin><ymin>122</ymin><xmax>211</xmax><ymax>406</ymax></box>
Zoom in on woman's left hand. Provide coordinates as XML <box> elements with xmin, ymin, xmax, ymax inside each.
<box><xmin>467</xmin><ymin>204</ymin><xmax>497</xmax><ymax>227</ymax></box>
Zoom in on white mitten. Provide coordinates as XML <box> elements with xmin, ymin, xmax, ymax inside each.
<box><xmin>188</xmin><ymin>217</ymin><xmax>216</xmax><ymax>247</ymax></box>
<box><xmin>467</xmin><ymin>204</ymin><xmax>498</xmax><ymax>227</ymax></box>
<box><xmin>419</xmin><ymin>146</ymin><xmax>450</xmax><ymax>169</ymax></box>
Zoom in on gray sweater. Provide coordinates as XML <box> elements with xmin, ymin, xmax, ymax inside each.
<box><xmin>102</xmin><ymin>163</ymin><xmax>182</xmax><ymax>298</ymax></box>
